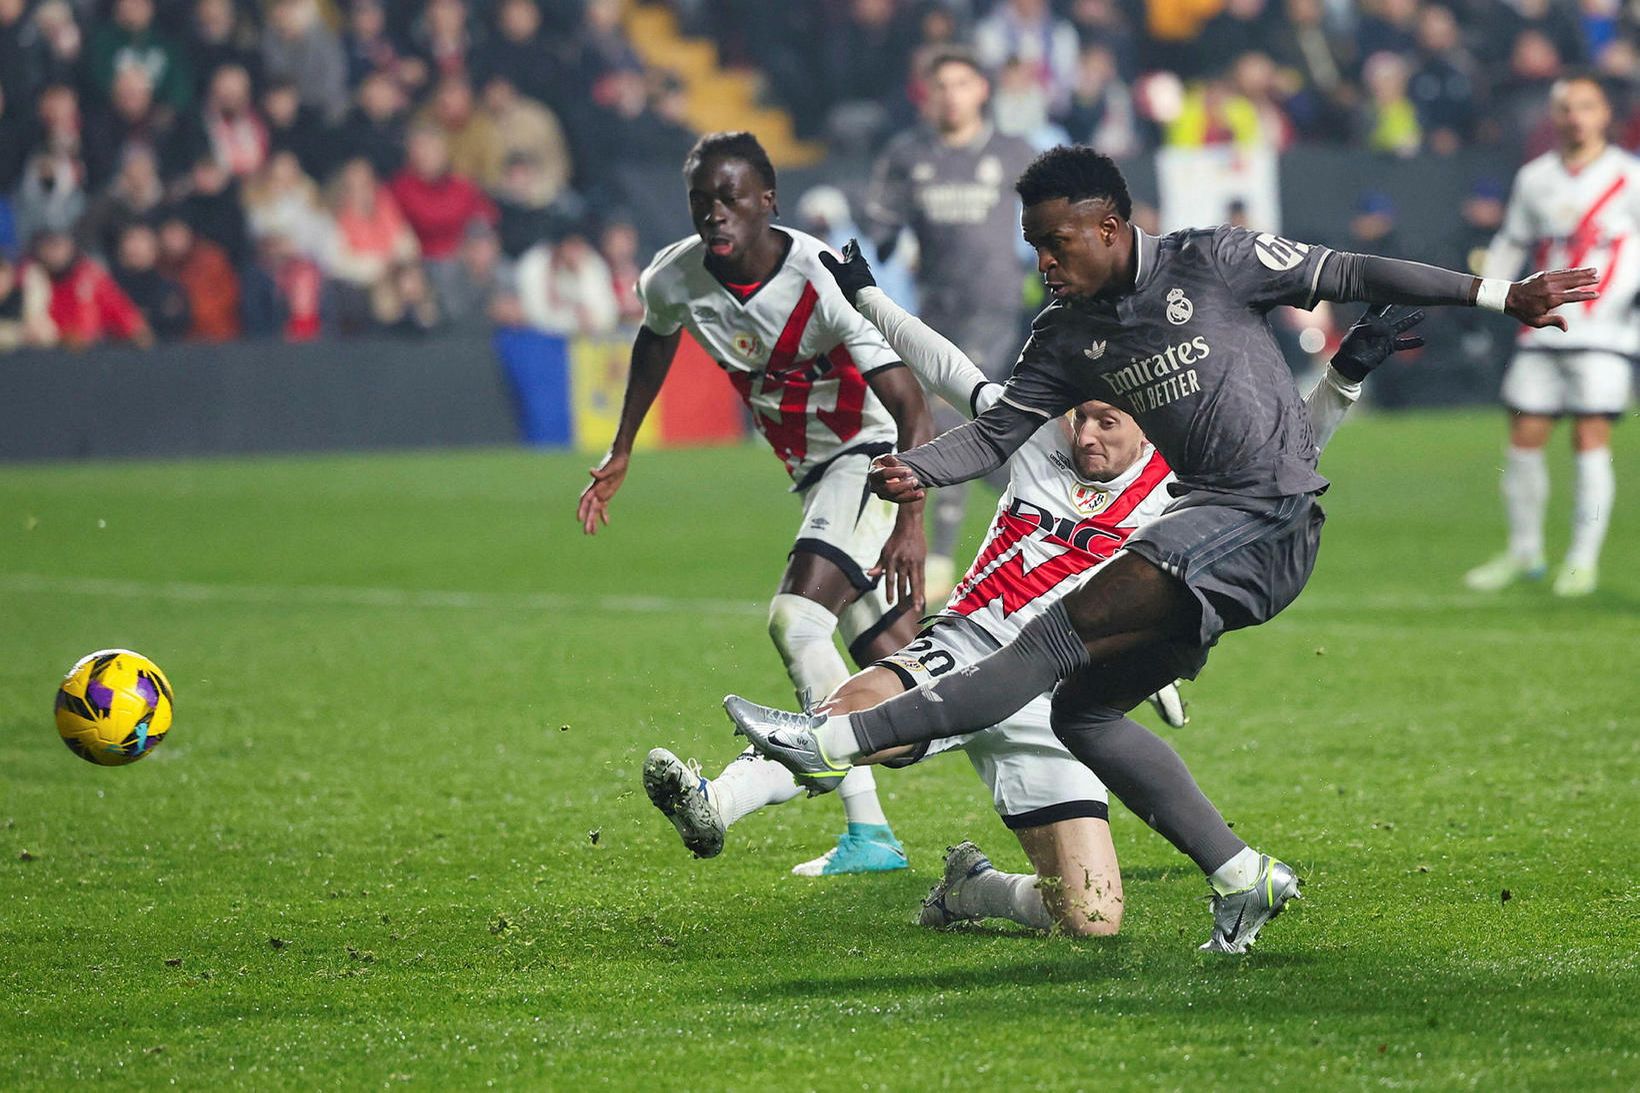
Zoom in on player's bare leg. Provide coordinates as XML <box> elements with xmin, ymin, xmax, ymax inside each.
<box><xmin>1466</xmin><ymin>412</ymin><xmax>1553</xmax><ymax>591</ymax></box>
<box><xmin>1558</xmin><ymin>414</ymin><xmax>1614</xmax><ymax>596</ymax></box>
<box><xmin>920</xmin><ymin>820</ymin><xmax>1122</xmax><ymax>937</ymax></box>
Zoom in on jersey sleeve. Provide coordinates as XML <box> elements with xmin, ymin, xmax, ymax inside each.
<box><xmin>1209</xmin><ymin>225</ymin><xmax>1333</xmax><ymax>311</ymax></box>
<box><xmin>814</xmin><ymin>268</ymin><xmax>900</xmax><ymax>375</ymax></box>
<box><xmin>636</xmin><ymin>257</ymin><xmax>685</xmax><ymax>336</ymax></box>
<box><xmin>854</xmin><ymin>286</ymin><xmax>999</xmax><ymax>416</ymax></box>
<box><xmin>995</xmin><ymin>318</ymin><xmax>1080</xmax><ymax>419</ymax></box>
<box><xmin>863</xmin><ymin>139</ymin><xmax>912</xmax><ymax>246</ymax></box>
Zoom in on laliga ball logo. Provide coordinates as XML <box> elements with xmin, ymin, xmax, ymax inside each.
<box><xmin>732</xmin><ymin>332</ymin><xmax>763</xmax><ymax>359</ymax></box>
<box><xmin>1069</xmin><ymin>482</ymin><xmax>1114</xmax><ymax>516</ymax></box>
<box><xmin>1166</xmin><ymin>288</ymin><xmax>1193</xmax><ymax>325</ymax></box>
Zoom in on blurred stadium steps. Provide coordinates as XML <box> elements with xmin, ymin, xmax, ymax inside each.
<box><xmin>624</xmin><ymin>2</ymin><xmax>826</xmax><ymax>167</ymax></box>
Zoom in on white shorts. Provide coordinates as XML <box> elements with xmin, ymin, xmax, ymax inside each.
<box><xmin>1501</xmin><ymin>349</ymin><xmax>1634</xmax><ymax>416</ymax></box>
<box><xmin>792</xmin><ymin>447</ymin><xmax>904</xmax><ymax>652</ymax></box>
<box><xmin>875</xmin><ymin>618</ymin><xmax>1109</xmax><ymax>830</ymax></box>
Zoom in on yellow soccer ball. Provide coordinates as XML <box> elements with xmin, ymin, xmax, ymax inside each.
<box><xmin>55</xmin><ymin>649</ymin><xmax>174</xmax><ymax>766</ymax></box>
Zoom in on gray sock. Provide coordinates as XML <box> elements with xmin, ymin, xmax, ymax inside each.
<box><xmin>850</xmin><ymin>602</ymin><xmax>1089</xmax><ymax>754</ymax></box>
<box><xmin>1051</xmin><ymin>711</ymin><xmax>1245</xmax><ymax>874</ymax></box>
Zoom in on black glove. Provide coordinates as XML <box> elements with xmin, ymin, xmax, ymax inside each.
<box><xmin>818</xmin><ymin>238</ymin><xmax>877</xmax><ymax>306</ymax></box>
<box><xmin>1330</xmin><ymin>303</ymin><xmax>1426</xmax><ymax>384</ymax></box>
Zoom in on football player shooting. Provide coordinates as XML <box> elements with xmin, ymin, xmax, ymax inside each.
<box><xmin>727</xmin><ymin>145</ymin><xmax>1598</xmax><ymax>953</ymax></box>
<box><xmin>580</xmin><ymin>132</ymin><xmax>935</xmax><ymax>877</ymax></box>
<box><xmin>645</xmin><ymin>241</ymin><xmax>1419</xmax><ymax>938</ymax></box>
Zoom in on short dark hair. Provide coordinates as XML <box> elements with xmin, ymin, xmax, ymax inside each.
<box><xmin>683</xmin><ymin>131</ymin><xmax>777</xmax><ymax>192</ymax></box>
<box><xmin>1015</xmin><ymin>145</ymin><xmax>1132</xmax><ymax>219</ymax></box>
<box><xmin>923</xmin><ymin>46</ymin><xmax>988</xmax><ymax>82</ymax></box>
<box><xmin>1554</xmin><ymin>70</ymin><xmax>1611</xmax><ymax>102</ymax></box>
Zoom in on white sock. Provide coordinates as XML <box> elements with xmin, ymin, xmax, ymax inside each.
<box><xmin>816</xmin><ymin>714</ymin><xmax>864</xmax><ymax>764</ymax></box>
<box><xmin>1503</xmin><ymin>446</ymin><xmax>1549</xmax><ymax>564</ymax></box>
<box><xmin>837</xmin><ymin>766</ymin><xmax>887</xmax><ymax>826</ymax></box>
<box><xmin>1567</xmin><ymin>447</ymin><xmax>1614</xmax><ymax>568</ymax></box>
<box><xmin>709</xmin><ymin>748</ymin><xmax>802</xmax><ymax>827</ymax></box>
<box><xmin>1208</xmin><ymin>845</ymin><xmax>1264</xmax><ymax>895</ymax></box>
<box><xmin>949</xmin><ymin>870</ymin><xmax>1053</xmax><ymax>930</ymax></box>
<box><xmin>767</xmin><ymin>593</ymin><xmax>850</xmax><ymax>705</ymax></box>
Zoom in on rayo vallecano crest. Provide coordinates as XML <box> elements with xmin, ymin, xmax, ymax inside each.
<box><xmin>1165</xmin><ymin>287</ymin><xmax>1193</xmax><ymax>325</ymax></box>
<box><xmin>732</xmin><ymin>331</ymin><xmax>763</xmax><ymax>359</ymax></box>
<box><xmin>1069</xmin><ymin>481</ymin><xmax>1113</xmax><ymax>516</ymax></box>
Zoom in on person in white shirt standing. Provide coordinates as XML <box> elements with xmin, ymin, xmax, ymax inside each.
<box><xmin>1466</xmin><ymin>75</ymin><xmax>1639</xmax><ymax>597</ymax></box>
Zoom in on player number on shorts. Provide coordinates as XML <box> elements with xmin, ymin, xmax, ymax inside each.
<box><xmin>901</xmin><ymin>638</ymin><xmax>956</xmax><ymax>677</ymax></box>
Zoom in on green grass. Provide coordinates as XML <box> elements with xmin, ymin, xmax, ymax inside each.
<box><xmin>2</xmin><ymin>412</ymin><xmax>1637</xmax><ymax>1090</ymax></box>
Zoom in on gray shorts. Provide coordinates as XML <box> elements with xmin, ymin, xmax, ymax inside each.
<box><xmin>1122</xmin><ymin>489</ymin><xmax>1324</xmax><ymax>649</ymax></box>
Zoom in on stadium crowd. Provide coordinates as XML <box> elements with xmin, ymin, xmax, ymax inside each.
<box><xmin>2</xmin><ymin>0</ymin><xmax>1638</xmax><ymax>351</ymax></box>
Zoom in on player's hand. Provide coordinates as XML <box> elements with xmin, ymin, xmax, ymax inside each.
<box><xmin>576</xmin><ymin>450</ymin><xmax>629</xmax><ymax>535</ymax></box>
<box><xmin>870</xmin><ymin>516</ymin><xmax>926</xmax><ymax>609</ymax></box>
<box><xmin>867</xmin><ymin>454</ymin><xmax>925</xmax><ymax>504</ymax></box>
<box><xmin>818</xmin><ymin>238</ymin><xmax>877</xmax><ymax>306</ymax></box>
<box><xmin>1506</xmin><ymin>267</ymin><xmax>1600</xmax><ymax>331</ymax></box>
<box><xmin>1331</xmin><ymin>303</ymin><xmax>1425</xmax><ymax>383</ymax></box>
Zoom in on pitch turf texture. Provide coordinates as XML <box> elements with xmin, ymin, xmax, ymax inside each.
<box><xmin>3</xmin><ymin>411</ymin><xmax>1637</xmax><ymax>1090</ymax></box>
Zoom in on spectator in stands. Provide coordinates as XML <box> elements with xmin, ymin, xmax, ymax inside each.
<box><xmin>375</xmin><ymin>257</ymin><xmax>440</xmax><ymax>335</ymax></box>
<box><xmin>1409</xmin><ymin>5</ymin><xmax>1479</xmax><ymax>155</ymax></box>
<box><xmin>241</xmin><ymin>229</ymin><xmax>323</xmax><ymax>339</ymax></box>
<box><xmin>112</xmin><ymin>221</ymin><xmax>190</xmax><ymax>340</ymax></box>
<box><xmin>514</xmin><ymin>230</ymin><xmax>617</xmax><ymax>337</ymax></box>
<box><xmin>439</xmin><ymin>217</ymin><xmax>512</xmax><ymax>329</ymax></box>
<box><xmin>480</xmin><ymin>75</ymin><xmax>571</xmax><ymax>206</ymax></box>
<box><xmin>1059</xmin><ymin>43</ymin><xmax>1144</xmax><ymax>157</ymax></box>
<box><xmin>819</xmin><ymin>0</ymin><xmax>916</xmax><ymax>153</ymax></box>
<box><xmin>336</xmin><ymin>71</ymin><xmax>408</xmax><ymax>179</ymax></box>
<box><xmin>242</xmin><ymin>149</ymin><xmax>330</xmax><ymax>259</ymax></box>
<box><xmin>88</xmin><ymin>0</ymin><xmax>193</xmax><ymax>112</ymax></box>
<box><xmin>0</xmin><ymin>0</ymin><xmax>36</xmax><ymax>107</ymax></box>
<box><xmin>493</xmin><ymin>151</ymin><xmax>569</xmax><ymax>259</ymax></box>
<box><xmin>262</xmin><ymin>77</ymin><xmax>333</xmax><ymax>182</ymax></box>
<box><xmin>83</xmin><ymin>64</ymin><xmax>180</xmax><ymax>187</ymax></box>
<box><xmin>0</xmin><ymin>251</ymin><xmax>59</xmax><ymax>351</ymax></box>
<box><xmin>1346</xmin><ymin>190</ymin><xmax>1405</xmax><ymax>259</ymax></box>
<box><xmin>26</xmin><ymin>1</ymin><xmax>85</xmax><ymax>96</ymax></box>
<box><xmin>1266</xmin><ymin>0</ymin><xmax>1354</xmax><ymax>141</ymax></box>
<box><xmin>416</xmin><ymin>75</ymin><xmax>504</xmax><ymax>190</ymax></box>
<box><xmin>0</xmin><ymin>83</ymin><xmax>32</xmax><ymax>195</ymax></box>
<box><xmin>388</xmin><ymin>123</ymin><xmax>496</xmax><ymax>305</ymax></box>
<box><xmin>1359</xmin><ymin>51</ymin><xmax>1421</xmax><ymax>156</ymax></box>
<box><xmin>598</xmin><ymin>216</ymin><xmax>643</xmax><ymax>327</ymax></box>
<box><xmin>14</xmin><ymin>149</ymin><xmax>87</xmax><ymax>245</ymax></box>
<box><xmin>993</xmin><ymin>55</ymin><xmax>1072</xmax><ymax>148</ymax></box>
<box><xmin>476</xmin><ymin>0</ymin><xmax>565</xmax><ymax>112</ymax></box>
<box><xmin>574</xmin><ymin>0</ymin><xmax>642</xmax><ymax>85</ymax></box>
<box><xmin>177</xmin><ymin>153</ymin><xmax>251</xmax><ymax>266</ymax></box>
<box><xmin>29</xmin><ymin>228</ymin><xmax>152</xmax><ymax>348</ymax></box>
<box><xmin>320</xmin><ymin>156</ymin><xmax>418</xmax><ymax>333</ymax></box>
<box><xmin>1197</xmin><ymin>0</ymin><xmax>1277</xmax><ymax>76</ymax></box>
<box><xmin>1165</xmin><ymin>67</ymin><xmax>1278</xmax><ymax>149</ymax></box>
<box><xmin>78</xmin><ymin>144</ymin><xmax>167</xmax><ymax>258</ymax></box>
<box><xmin>1356</xmin><ymin>0</ymin><xmax>1419</xmax><ymax>60</ymax></box>
<box><xmin>1497</xmin><ymin>0</ymin><xmax>1585</xmax><ymax>71</ymax></box>
<box><xmin>191</xmin><ymin>63</ymin><xmax>268</xmax><ymax>180</ymax></box>
<box><xmin>156</xmin><ymin>211</ymin><xmax>241</xmax><ymax>340</ymax></box>
<box><xmin>583</xmin><ymin>70</ymin><xmax>696</xmax><ymax>178</ymax></box>
<box><xmin>974</xmin><ymin>0</ymin><xmax>1080</xmax><ymax>118</ymax></box>
<box><xmin>262</xmin><ymin>0</ymin><xmax>349</xmax><ymax>124</ymax></box>
<box><xmin>1495</xmin><ymin>29</ymin><xmax>1564</xmax><ymax>155</ymax></box>
<box><xmin>414</xmin><ymin>0</ymin><xmax>475</xmax><ymax>84</ymax></box>
<box><xmin>344</xmin><ymin>0</ymin><xmax>423</xmax><ymax>92</ymax></box>
<box><xmin>1068</xmin><ymin>0</ymin><xmax>1140</xmax><ymax>81</ymax></box>
<box><xmin>188</xmin><ymin>0</ymin><xmax>261</xmax><ymax>98</ymax></box>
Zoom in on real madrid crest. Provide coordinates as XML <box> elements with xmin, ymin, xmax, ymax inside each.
<box><xmin>732</xmin><ymin>331</ymin><xmax>763</xmax><ymax>359</ymax></box>
<box><xmin>976</xmin><ymin>155</ymin><xmax>1003</xmax><ymax>185</ymax></box>
<box><xmin>1165</xmin><ymin>287</ymin><xmax>1193</xmax><ymax>325</ymax></box>
<box><xmin>1069</xmin><ymin>481</ymin><xmax>1113</xmax><ymax>516</ymax></box>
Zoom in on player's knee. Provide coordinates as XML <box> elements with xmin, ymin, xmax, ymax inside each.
<box><xmin>767</xmin><ymin>593</ymin><xmax>837</xmax><ymax>658</ymax></box>
<box><xmin>1048</xmin><ymin>697</ymin><xmax>1123</xmax><ymax>750</ymax></box>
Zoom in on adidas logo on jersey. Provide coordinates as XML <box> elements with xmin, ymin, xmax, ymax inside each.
<box><xmin>1084</xmin><ymin>340</ymin><xmax>1107</xmax><ymax>360</ymax></box>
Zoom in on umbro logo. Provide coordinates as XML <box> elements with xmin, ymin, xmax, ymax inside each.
<box><xmin>808</xmin><ymin>516</ymin><xmax>830</xmax><ymax>530</ymax></box>
<box><xmin>1083</xmin><ymin>340</ymin><xmax>1107</xmax><ymax>360</ymax></box>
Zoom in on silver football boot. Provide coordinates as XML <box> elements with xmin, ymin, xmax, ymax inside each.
<box><xmin>918</xmin><ymin>841</ymin><xmax>995</xmax><ymax>928</ymax></box>
<box><xmin>1200</xmin><ymin>855</ymin><xmax>1301</xmax><ymax>953</ymax></box>
<box><xmin>642</xmin><ymin>747</ymin><xmax>726</xmax><ymax>858</ymax></box>
<box><xmin>722</xmin><ymin>695</ymin><xmax>849</xmax><ymax>795</ymax></box>
<box><xmin>1147</xmin><ymin>681</ymin><xmax>1190</xmax><ymax>728</ymax></box>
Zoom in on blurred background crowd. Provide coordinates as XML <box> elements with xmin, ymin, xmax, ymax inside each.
<box><xmin>2</xmin><ymin>0</ymin><xmax>1638</xmax><ymax>352</ymax></box>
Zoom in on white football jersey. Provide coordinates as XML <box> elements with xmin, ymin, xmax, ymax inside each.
<box><xmin>1488</xmin><ymin>146</ymin><xmax>1640</xmax><ymax>355</ymax></box>
<box><xmin>638</xmin><ymin>228</ymin><xmax>902</xmax><ymax>486</ymax></box>
<box><xmin>939</xmin><ymin>399</ymin><xmax>1175</xmax><ymax>643</ymax></box>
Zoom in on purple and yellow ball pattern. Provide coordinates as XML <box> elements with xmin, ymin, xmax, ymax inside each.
<box><xmin>55</xmin><ymin>649</ymin><xmax>174</xmax><ymax>766</ymax></box>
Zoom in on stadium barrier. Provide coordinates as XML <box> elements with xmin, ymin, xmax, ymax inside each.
<box><xmin>0</xmin><ymin>329</ymin><xmax>747</xmax><ymax>462</ymax></box>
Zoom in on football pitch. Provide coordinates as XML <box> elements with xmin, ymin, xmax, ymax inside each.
<box><xmin>3</xmin><ymin>411</ymin><xmax>1637</xmax><ymax>1089</ymax></box>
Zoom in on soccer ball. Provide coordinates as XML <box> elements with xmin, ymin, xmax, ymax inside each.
<box><xmin>55</xmin><ymin>649</ymin><xmax>174</xmax><ymax>766</ymax></box>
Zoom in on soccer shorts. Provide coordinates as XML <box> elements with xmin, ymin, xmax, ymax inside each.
<box><xmin>1122</xmin><ymin>489</ymin><xmax>1324</xmax><ymax>650</ymax></box>
<box><xmin>873</xmin><ymin>617</ymin><xmax>1109</xmax><ymax>830</ymax></box>
<box><xmin>1501</xmin><ymin>349</ymin><xmax>1634</xmax><ymax>416</ymax></box>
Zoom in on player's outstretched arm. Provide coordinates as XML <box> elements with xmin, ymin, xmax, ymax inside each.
<box><xmin>1315</xmin><ymin>252</ymin><xmax>1600</xmax><ymax>331</ymax></box>
<box><xmin>865</xmin><ymin>363</ymin><xmax>933</xmax><ymax>607</ymax></box>
<box><xmin>869</xmin><ymin>397</ymin><xmax>1044</xmax><ymax>502</ymax></box>
<box><xmin>822</xmin><ymin>239</ymin><xmax>1001</xmax><ymax>419</ymax></box>
<box><xmin>1304</xmin><ymin>304</ymin><xmax>1425</xmax><ymax>452</ymax></box>
<box><xmin>576</xmin><ymin>325</ymin><xmax>681</xmax><ymax>535</ymax></box>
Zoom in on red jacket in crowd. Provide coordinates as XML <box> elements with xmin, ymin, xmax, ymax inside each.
<box><xmin>387</xmin><ymin>169</ymin><xmax>498</xmax><ymax>260</ymax></box>
<box><xmin>41</xmin><ymin>258</ymin><xmax>148</xmax><ymax>346</ymax></box>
